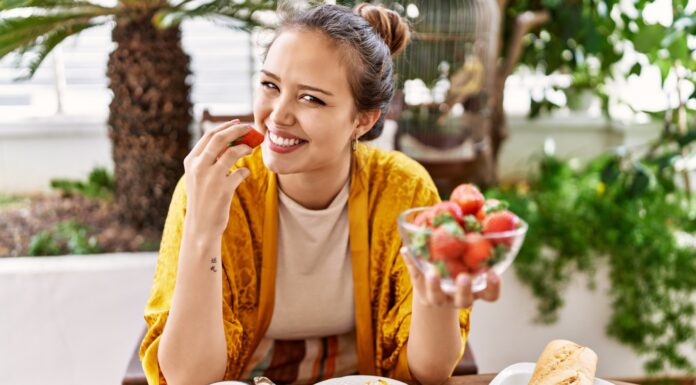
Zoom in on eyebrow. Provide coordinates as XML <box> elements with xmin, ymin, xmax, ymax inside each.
<box><xmin>260</xmin><ymin>69</ymin><xmax>334</xmax><ymax>97</ymax></box>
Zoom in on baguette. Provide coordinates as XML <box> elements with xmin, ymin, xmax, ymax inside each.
<box><xmin>527</xmin><ymin>339</ymin><xmax>598</xmax><ymax>385</ymax></box>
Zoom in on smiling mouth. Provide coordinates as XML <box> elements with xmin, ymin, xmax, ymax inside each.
<box><xmin>268</xmin><ymin>131</ymin><xmax>308</xmax><ymax>147</ymax></box>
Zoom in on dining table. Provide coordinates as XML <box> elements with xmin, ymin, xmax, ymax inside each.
<box><xmin>443</xmin><ymin>374</ymin><xmax>638</xmax><ymax>385</ymax></box>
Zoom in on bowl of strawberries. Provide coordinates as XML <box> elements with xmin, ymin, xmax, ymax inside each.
<box><xmin>397</xmin><ymin>183</ymin><xmax>527</xmax><ymax>293</ymax></box>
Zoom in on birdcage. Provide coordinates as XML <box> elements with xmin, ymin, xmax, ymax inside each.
<box><xmin>387</xmin><ymin>0</ymin><xmax>500</xmax><ymax>193</ymax></box>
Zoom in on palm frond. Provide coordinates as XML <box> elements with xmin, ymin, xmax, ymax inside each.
<box><xmin>16</xmin><ymin>21</ymin><xmax>100</xmax><ymax>80</ymax></box>
<box><xmin>0</xmin><ymin>0</ymin><xmax>114</xmax><ymax>12</ymax></box>
<box><xmin>153</xmin><ymin>0</ymin><xmax>277</xmax><ymax>29</ymax></box>
<box><xmin>0</xmin><ymin>12</ymin><xmax>106</xmax><ymax>47</ymax></box>
<box><xmin>1</xmin><ymin>17</ymin><xmax>78</xmax><ymax>56</ymax></box>
<box><xmin>0</xmin><ymin>9</ymin><xmax>114</xmax><ymax>41</ymax></box>
<box><xmin>0</xmin><ymin>10</ymin><xmax>113</xmax><ymax>78</ymax></box>
<box><xmin>169</xmin><ymin>0</ymin><xmax>195</xmax><ymax>7</ymax></box>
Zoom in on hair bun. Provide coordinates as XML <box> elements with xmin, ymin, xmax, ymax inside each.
<box><xmin>354</xmin><ymin>3</ymin><xmax>410</xmax><ymax>57</ymax></box>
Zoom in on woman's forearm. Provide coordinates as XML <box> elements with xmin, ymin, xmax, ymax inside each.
<box><xmin>407</xmin><ymin>291</ymin><xmax>463</xmax><ymax>385</ymax></box>
<box><xmin>158</xmin><ymin>218</ymin><xmax>228</xmax><ymax>385</ymax></box>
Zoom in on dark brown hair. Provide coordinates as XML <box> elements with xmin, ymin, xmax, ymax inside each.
<box><xmin>266</xmin><ymin>3</ymin><xmax>411</xmax><ymax>141</ymax></box>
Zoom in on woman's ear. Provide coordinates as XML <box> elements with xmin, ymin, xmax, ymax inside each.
<box><xmin>354</xmin><ymin>109</ymin><xmax>382</xmax><ymax>138</ymax></box>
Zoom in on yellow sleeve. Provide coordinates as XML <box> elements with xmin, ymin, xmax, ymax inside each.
<box><xmin>382</xmin><ymin>179</ymin><xmax>472</xmax><ymax>381</ymax></box>
<box><xmin>139</xmin><ymin>177</ymin><xmax>186</xmax><ymax>385</ymax></box>
<box><xmin>139</xmin><ymin>178</ymin><xmax>245</xmax><ymax>384</ymax></box>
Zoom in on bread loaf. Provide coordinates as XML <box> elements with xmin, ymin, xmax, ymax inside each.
<box><xmin>527</xmin><ymin>339</ymin><xmax>598</xmax><ymax>385</ymax></box>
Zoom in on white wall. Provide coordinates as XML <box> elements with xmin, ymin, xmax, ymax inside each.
<box><xmin>470</xmin><ymin>264</ymin><xmax>645</xmax><ymax>377</ymax></box>
<box><xmin>1</xmin><ymin>252</ymin><xmax>693</xmax><ymax>385</ymax></box>
<box><xmin>0</xmin><ymin>116</ymin><xmax>112</xmax><ymax>193</ymax></box>
<box><xmin>0</xmin><ymin>253</ymin><xmax>157</xmax><ymax>385</ymax></box>
<box><xmin>471</xmin><ymin>262</ymin><xmax>696</xmax><ymax>377</ymax></box>
<box><xmin>498</xmin><ymin>114</ymin><xmax>661</xmax><ymax>182</ymax></box>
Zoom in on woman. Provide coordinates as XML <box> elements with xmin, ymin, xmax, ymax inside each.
<box><xmin>141</xmin><ymin>4</ymin><xmax>500</xmax><ymax>385</ymax></box>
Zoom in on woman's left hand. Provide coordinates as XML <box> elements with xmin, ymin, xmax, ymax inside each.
<box><xmin>400</xmin><ymin>246</ymin><xmax>500</xmax><ymax>309</ymax></box>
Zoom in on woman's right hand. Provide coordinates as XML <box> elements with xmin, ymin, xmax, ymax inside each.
<box><xmin>183</xmin><ymin>119</ymin><xmax>254</xmax><ymax>236</ymax></box>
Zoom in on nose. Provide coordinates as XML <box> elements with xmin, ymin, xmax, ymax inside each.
<box><xmin>269</xmin><ymin>93</ymin><xmax>296</xmax><ymax>127</ymax></box>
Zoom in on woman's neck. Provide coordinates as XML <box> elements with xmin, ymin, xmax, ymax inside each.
<box><xmin>277</xmin><ymin>154</ymin><xmax>352</xmax><ymax>210</ymax></box>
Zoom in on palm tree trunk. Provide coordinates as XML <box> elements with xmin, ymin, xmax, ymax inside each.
<box><xmin>107</xmin><ymin>12</ymin><xmax>192</xmax><ymax>234</ymax></box>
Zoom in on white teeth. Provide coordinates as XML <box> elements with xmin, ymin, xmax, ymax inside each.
<box><xmin>269</xmin><ymin>132</ymin><xmax>303</xmax><ymax>147</ymax></box>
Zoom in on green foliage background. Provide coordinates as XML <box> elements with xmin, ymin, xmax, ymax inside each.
<box><xmin>487</xmin><ymin>124</ymin><xmax>696</xmax><ymax>373</ymax></box>
<box><xmin>50</xmin><ymin>167</ymin><xmax>114</xmax><ymax>200</ymax></box>
<box><xmin>506</xmin><ymin>0</ymin><xmax>694</xmax><ymax>116</ymax></box>
<box><xmin>28</xmin><ymin>220</ymin><xmax>101</xmax><ymax>256</ymax></box>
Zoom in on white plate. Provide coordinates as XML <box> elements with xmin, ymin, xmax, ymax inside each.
<box><xmin>489</xmin><ymin>363</ymin><xmax>614</xmax><ymax>385</ymax></box>
<box><xmin>314</xmin><ymin>375</ymin><xmax>408</xmax><ymax>385</ymax></box>
<box><xmin>209</xmin><ymin>382</ymin><xmax>250</xmax><ymax>385</ymax></box>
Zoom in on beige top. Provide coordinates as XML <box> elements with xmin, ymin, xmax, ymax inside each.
<box><xmin>265</xmin><ymin>180</ymin><xmax>355</xmax><ymax>340</ymax></box>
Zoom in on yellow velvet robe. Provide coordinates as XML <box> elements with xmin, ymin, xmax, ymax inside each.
<box><xmin>140</xmin><ymin>143</ymin><xmax>471</xmax><ymax>384</ymax></box>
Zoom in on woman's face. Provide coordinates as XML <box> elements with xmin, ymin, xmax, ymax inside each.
<box><xmin>253</xmin><ymin>29</ymin><xmax>369</xmax><ymax>175</ymax></box>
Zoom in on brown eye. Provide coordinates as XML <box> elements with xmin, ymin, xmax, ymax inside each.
<box><xmin>301</xmin><ymin>95</ymin><xmax>325</xmax><ymax>105</ymax></box>
<box><xmin>261</xmin><ymin>81</ymin><xmax>278</xmax><ymax>91</ymax></box>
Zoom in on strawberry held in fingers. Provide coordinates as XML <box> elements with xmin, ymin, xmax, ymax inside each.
<box><xmin>229</xmin><ymin>128</ymin><xmax>265</xmax><ymax>149</ymax></box>
<box><xmin>450</xmin><ymin>183</ymin><xmax>485</xmax><ymax>215</ymax></box>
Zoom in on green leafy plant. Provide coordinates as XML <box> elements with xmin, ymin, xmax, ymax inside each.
<box><xmin>639</xmin><ymin>378</ymin><xmax>685</xmax><ymax>385</ymax></box>
<box><xmin>50</xmin><ymin>167</ymin><xmax>114</xmax><ymax>199</ymax></box>
<box><xmin>28</xmin><ymin>220</ymin><xmax>101</xmax><ymax>256</ymax></box>
<box><xmin>0</xmin><ymin>194</ymin><xmax>27</xmax><ymax>206</ymax></box>
<box><xmin>27</xmin><ymin>231</ymin><xmax>62</xmax><ymax>256</ymax></box>
<box><xmin>512</xmin><ymin>0</ymin><xmax>695</xmax><ymax>117</ymax></box>
<box><xmin>486</xmin><ymin>122</ymin><xmax>696</xmax><ymax>373</ymax></box>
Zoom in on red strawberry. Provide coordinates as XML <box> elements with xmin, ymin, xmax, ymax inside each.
<box><xmin>450</xmin><ymin>184</ymin><xmax>485</xmax><ymax>215</ymax></box>
<box><xmin>462</xmin><ymin>234</ymin><xmax>492</xmax><ymax>272</ymax></box>
<box><xmin>433</xmin><ymin>201</ymin><xmax>464</xmax><ymax>222</ymax></box>
<box><xmin>482</xmin><ymin>210</ymin><xmax>520</xmax><ymax>233</ymax></box>
<box><xmin>415</xmin><ymin>202</ymin><xmax>463</xmax><ymax>227</ymax></box>
<box><xmin>428</xmin><ymin>222</ymin><xmax>466</xmax><ymax>261</ymax></box>
<box><xmin>414</xmin><ymin>208</ymin><xmax>443</xmax><ymax>229</ymax></box>
<box><xmin>475</xmin><ymin>198</ymin><xmax>508</xmax><ymax>221</ymax></box>
<box><xmin>230</xmin><ymin>129</ymin><xmax>265</xmax><ymax>149</ymax></box>
<box><xmin>482</xmin><ymin>210</ymin><xmax>521</xmax><ymax>246</ymax></box>
<box><xmin>414</xmin><ymin>210</ymin><xmax>435</xmax><ymax>227</ymax></box>
<box><xmin>444</xmin><ymin>258</ymin><xmax>468</xmax><ymax>279</ymax></box>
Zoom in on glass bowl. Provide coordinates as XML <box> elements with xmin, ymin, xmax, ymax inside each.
<box><xmin>397</xmin><ymin>206</ymin><xmax>528</xmax><ymax>293</ymax></box>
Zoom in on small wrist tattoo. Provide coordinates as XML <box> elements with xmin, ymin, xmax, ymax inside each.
<box><xmin>210</xmin><ymin>257</ymin><xmax>218</xmax><ymax>272</ymax></box>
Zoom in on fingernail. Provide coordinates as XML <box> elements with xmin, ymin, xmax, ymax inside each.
<box><xmin>241</xmin><ymin>169</ymin><xmax>250</xmax><ymax>178</ymax></box>
<box><xmin>490</xmin><ymin>273</ymin><xmax>499</xmax><ymax>284</ymax></box>
<box><xmin>457</xmin><ymin>274</ymin><xmax>468</xmax><ymax>286</ymax></box>
<box><xmin>426</xmin><ymin>271</ymin><xmax>437</xmax><ymax>283</ymax></box>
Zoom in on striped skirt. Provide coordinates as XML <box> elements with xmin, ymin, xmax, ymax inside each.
<box><xmin>241</xmin><ymin>330</ymin><xmax>358</xmax><ymax>384</ymax></box>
